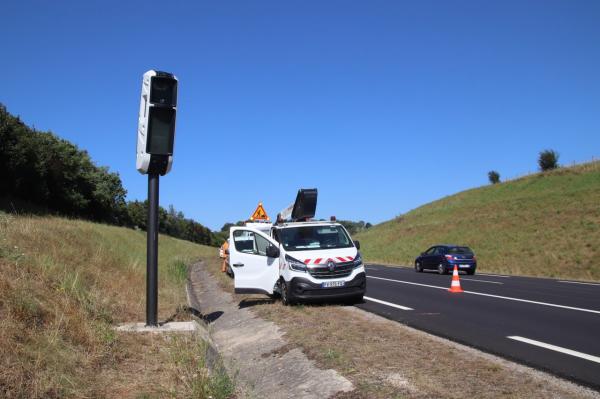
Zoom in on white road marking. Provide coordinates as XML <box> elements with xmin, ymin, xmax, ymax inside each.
<box><xmin>367</xmin><ymin>275</ymin><xmax>600</xmax><ymax>315</ymax></box>
<box><xmin>507</xmin><ymin>336</ymin><xmax>600</xmax><ymax>364</ymax></box>
<box><xmin>364</xmin><ymin>296</ymin><xmax>413</xmax><ymax>310</ymax></box>
<box><xmin>478</xmin><ymin>273</ymin><xmax>511</xmax><ymax>278</ymax></box>
<box><xmin>460</xmin><ymin>278</ymin><xmax>503</xmax><ymax>285</ymax></box>
<box><xmin>368</xmin><ymin>276</ymin><xmax>446</xmax><ymax>290</ymax></box>
<box><xmin>558</xmin><ymin>281</ymin><xmax>600</xmax><ymax>287</ymax></box>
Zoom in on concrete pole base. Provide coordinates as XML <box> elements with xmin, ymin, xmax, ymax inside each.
<box><xmin>115</xmin><ymin>321</ymin><xmax>198</xmax><ymax>333</ymax></box>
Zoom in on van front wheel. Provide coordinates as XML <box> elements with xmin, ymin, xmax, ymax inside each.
<box><xmin>280</xmin><ymin>280</ymin><xmax>294</xmax><ymax>306</ymax></box>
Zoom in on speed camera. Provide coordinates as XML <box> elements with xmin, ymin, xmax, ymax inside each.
<box><xmin>136</xmin><ymin>70</ymin><xmax>178</xmax><ymax>175</ymax></box>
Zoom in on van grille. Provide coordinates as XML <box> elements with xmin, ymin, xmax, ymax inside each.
<box><xmin>308</xmin><ymin>261</ymin><xmax>354</xmax><ymax>279</ymax></box>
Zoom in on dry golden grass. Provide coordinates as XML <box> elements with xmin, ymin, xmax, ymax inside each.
<box><xmin>0</xmin><ymin>214</ymin><xmax>233</xmax><ymax>398</ymax></box>
<box><xmin>357</xmin><ymin>161</ymin><xmax>600</xmax><ymax>281</ymax></box>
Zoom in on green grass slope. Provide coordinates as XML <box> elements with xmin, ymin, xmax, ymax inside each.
<box><xmin>0</xmin><ymin>214</ymin><xmax>232</xmax><ymax>398</ymax></box>
<box><xmin>356</xmin><ymin>161</ymin><xmax>600</xmax><ymax>281</ymax></box>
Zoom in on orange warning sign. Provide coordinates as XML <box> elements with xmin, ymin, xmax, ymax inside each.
<box><xmin>250</xmin><ymin>202</ymin><xmax>270</xmax><ymax>221</ymax></box>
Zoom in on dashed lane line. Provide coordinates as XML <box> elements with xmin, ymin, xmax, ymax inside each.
<box><xmin>558</xmin><ymin>281</ymin><xmax>600</xmax><ymax>287</ymax></box>
<box><xmin>460</xmin><ymin>278</ymin><xmax>503</xmax><ymax>284</ymax></box>
<box><xmin>478</xmin><ymin>273</ymin><xmax>511</xmax><ymax>278</ymax></box>
<box><xmin>364</xmin><ymin>296</ymin><xmax>413</xmax><ymax>310</ymax></box>
<box><xmin>367</xmin><ymin>275</ymin><xmax>600</xmax><ymax>315</ymax></box>
<box><xmin>507</xmin><ymin>336</ymin><xmax>600</xmax><ymax>364</ymax></box>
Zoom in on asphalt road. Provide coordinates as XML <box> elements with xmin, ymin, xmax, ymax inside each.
<box><xmin>358</xmin><ymin>264</ymin><xmax>600</xmax><ymax>389</ymax></box>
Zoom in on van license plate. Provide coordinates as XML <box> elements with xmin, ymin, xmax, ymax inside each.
<box><xmin>459</xmin><ymin>264</ymin><xmax>470</xmax><ymax>268</ymax></box>
<box><xmin>322</xmin><ymin>281</ymin><xmax>345</xmax><ymax>288</ymax></box>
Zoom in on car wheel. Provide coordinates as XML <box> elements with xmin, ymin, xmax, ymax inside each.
<box><xmin>467</xmin><ymin>269</ymin><xmax>475</xmax><ymax>275</ymax></box>
<box><xmin>415</xmin><ymin>261</ymin><xmax>423</xmax><ymax>273</ymax></box>
<box><xmin>280</xmin><ymin>279</ymin><xmax>293</xmax><ymax>306</ymax></box>
<box><xmin>437</xmin><ymin>263</ymin><xmax>446</xmax><ymax>275</ymax></box>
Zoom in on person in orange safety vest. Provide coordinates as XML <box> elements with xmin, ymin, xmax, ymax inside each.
<box><xmin>220</xmin><ymin>239</ymin><xmax>229</xmax><ymax>273</ymax></box>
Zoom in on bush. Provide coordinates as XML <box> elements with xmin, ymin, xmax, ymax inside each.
<box><xmin>488</xmin><ymin>170</ymin><xmax>500</xmax><ymax>184</ymax></box>
<box><xmin>538</xmin><ymin>149</ymin><xmax>559</xmax><ymax>171</ymax></box>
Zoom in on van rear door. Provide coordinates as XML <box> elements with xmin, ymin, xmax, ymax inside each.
<box><xmin>229</xmin><ymin>227</ymin><xmax>280</xmax><ymax>295</ymax></box>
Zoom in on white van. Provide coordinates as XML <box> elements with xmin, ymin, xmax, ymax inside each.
<box><xmin>229</xmin><ymin>220</ymin><xmax>365</xmax><ymax>305</ymax></box>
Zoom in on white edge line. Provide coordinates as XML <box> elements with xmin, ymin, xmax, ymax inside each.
<box><xmin>507</xmin><ymin>336</ymin><xmax>600</xmax><ymax>364</ymax></box>
<box><xmin>364</xmin><ymin>296</ymin><xmax>413</xmax><ymax>311</ymax></box>
<box><xmin>460</xmin><ymin>278</ymin><xmax>503</xmax><ymax>285</ymax></box>
<box><xmin>478</xmin><ymin>273</ymin><xmax>511</xmax><ymax>278</ymax></box>
<box><xmin>558</xmin><ymin>281</ymin><xmax>600</xmax><ymax>287</ymax></box>
<box><xmin>367</xmin><ymin>275</ymin><xmax>600</xmax><ymax>315</ymax></box>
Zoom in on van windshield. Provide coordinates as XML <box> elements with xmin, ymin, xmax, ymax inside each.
<box><xmin>279</xmin><ymin>225</ymin><xmax>354</xmax><ymax>251</ymax></box>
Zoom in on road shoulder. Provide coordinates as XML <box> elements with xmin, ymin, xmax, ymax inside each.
<box><xmin>187</xmin><ymin>260</ymin><xmax>354</xmax><ymax>399</ymax></box>
<box><xmin>198</xmin><ymin>256</ymin><xmax>600</xmax><ymax>398</ymax></box>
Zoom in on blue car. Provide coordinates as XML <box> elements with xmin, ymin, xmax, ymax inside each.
<box><xmin>414</xmin><ymin>245</ymin><xmax>477</xmax><ymax>275</ymax></box>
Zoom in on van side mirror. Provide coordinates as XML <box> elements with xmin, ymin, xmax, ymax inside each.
<box><xmin>266</xmin><ymin>245</ymin><xmax>280</xmax><ymax>258</ymax></box>
<box><xmin>354</xmin><ymin>240</ymin><xmax>361</xmax><ymax>250</ymax></box>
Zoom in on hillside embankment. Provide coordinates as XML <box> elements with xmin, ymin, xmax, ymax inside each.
<box><xmin>0</xmin><ymin>213</ymin><xmax>233</xmax><ymax>398</ymax></box>
<box><xmin>356</xmin><ymin>161</ymin><xmax>600</xmax><ymax>281</ymax></box>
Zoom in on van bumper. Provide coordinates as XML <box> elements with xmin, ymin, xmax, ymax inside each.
<box><xmin>288</xmin><ymin>272</ymin><xmax>366</xmax><ymax>302</ymax></box>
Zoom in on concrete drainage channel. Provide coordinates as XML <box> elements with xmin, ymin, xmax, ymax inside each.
<box><xmin>186</xmin><ymin>261</ymin><xmax>354</xmax><ymax>399</ymax></box>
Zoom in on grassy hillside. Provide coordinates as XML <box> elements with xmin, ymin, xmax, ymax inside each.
<box><xmin>0</xmin><ymin>213</ymin><xmax>232</xmax><ymax>398</ymax></box>
<box><xmin>356</xmin><ymin>161</ymin><xmax>600</xmax><ymax>281</ymax></box>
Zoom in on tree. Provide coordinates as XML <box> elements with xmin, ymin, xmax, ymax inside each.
<box><xmin>488</xmin><ymin>170</ymin><xmax>500</xmax><ymax>184</ymax></box>
<box><xmin>338</xmin><ymin>220</ymin><xmax>371</xmax><ymax>235</ymax></box>
<box><xmin>220</xmin><ymin>222</ymin><xmax>235</xmax><ymax>232</ymax></box>
<box><xmin>538</xmin><ymin>149</ymin><xmax>559</xmax><ymax>171</ymax></box>
<box><xmin>0</xmin><ymin>103</ymin><xmax>219</xmax><ymax>246</ymax></box>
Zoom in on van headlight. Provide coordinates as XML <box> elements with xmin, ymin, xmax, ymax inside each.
<box><xmin>286</xmin><ymin>254</ymin><xmax>307</xmax><ymax>272</ymax></box>
<box><xmin>353</xmin><ymin>253</ymin><xmax>363</xmax><ymax>268</ymax></box>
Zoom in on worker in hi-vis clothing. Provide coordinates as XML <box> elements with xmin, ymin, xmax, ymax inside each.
<box><xmin>220</xmin><ymin>239</ymin><xmax>229</xmax><ymax>273</ymax></box>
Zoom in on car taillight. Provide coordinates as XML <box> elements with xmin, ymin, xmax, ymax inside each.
<box><xmin>473</xmin><ymin>255</ymin><xmax>477</xmax><ymax>262</ymax></box>
<box><xmin>445</xmin><ymin>255</ymin><xmax>454</xmax><ymax>261</ymax></box>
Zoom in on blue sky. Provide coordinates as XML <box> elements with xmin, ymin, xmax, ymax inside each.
<box><xmin>2</xmin><ymin>1</ymin><xmax>599</xmax><ymax>230</ymax></box>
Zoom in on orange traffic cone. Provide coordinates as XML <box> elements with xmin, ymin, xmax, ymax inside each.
<box><xmin>448</xmin><ymin>265</ymin><xmax>463</xmax><ymax>293</ymax></box>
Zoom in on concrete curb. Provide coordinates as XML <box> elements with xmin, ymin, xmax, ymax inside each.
<box><xmin>186</xmin><ymin>261</ymin><xmax>354</xmax><ymax>399</ymax></box>
<box><xmin>186</xmin><ymin>267</ymin><xmax>228</xmax><ymax>375</ymax></box>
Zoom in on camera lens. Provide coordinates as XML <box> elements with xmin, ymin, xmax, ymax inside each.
<box><xmin>150</xmin><ymin>77</ymin><xmax>177</xmax><ymax>106</ymax></box>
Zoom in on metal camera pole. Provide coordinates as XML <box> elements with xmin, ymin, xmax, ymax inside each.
<box><xmin>137</xmin><ymin>70</ymin><xmax>178</xmax><ymax>327</ymax></box>
<box><xmin>146</xmin><ymin>173</ymin><xmax>159</xmax><ymax>326</ymax></box>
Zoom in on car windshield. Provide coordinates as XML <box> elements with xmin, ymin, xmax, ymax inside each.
<box><xmin>448</xmin><ymin>246</ymin><xmax>473</xmax><ymax>254</ymax></box>
<box><xmin>279</xmin><ymin>225</ymin><xmax>354</xmax><ymax>251</ymax></box>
